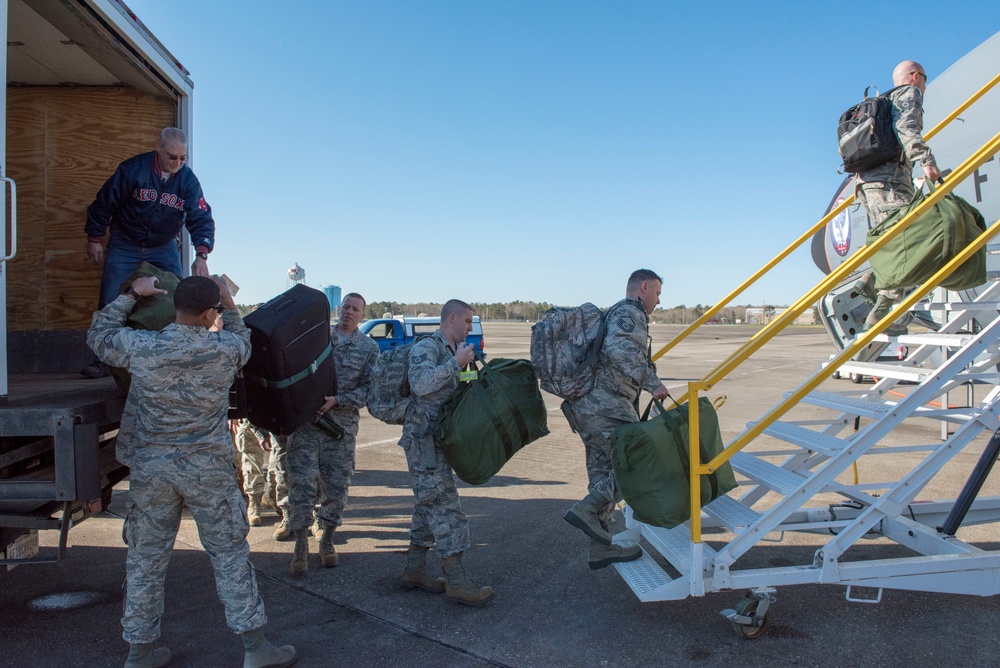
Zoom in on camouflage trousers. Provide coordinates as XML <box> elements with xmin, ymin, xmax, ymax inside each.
<box><xmin>266</xmin><ymin>434</ymin><xmax>290</xmax><ymax>515</ymax></box>
<box><xmin>856</xmin><ymin>179</ymin><xmax>916</xmax><ymax>225</ymax></box>
<box><xmin>565</xmin><ymin>403</ymin><xmax>634</xmax><ymax>526</ymax></box>
<box><xmin>235</xmin><ymin>427</ymin><xmax>268</xmax><ymax>495</ymax></box>
<box><xmin>121</xmin><ymin>463</ymin><xmax>267</xmax><ymax>644</ymax></box>
<box><xmin>286</xmin><ymin>422</ymin><xmax>357</xmax><ymax>531</ymax></box>
<box><xmin>857</xmin><ymin>179</ymin><xmax>919</xmax><ymax>300</ymax></box>
<box><xmin>401</xmin><ymin>435</ymin><xmax>470</xmax><ymax>557</ymax></box>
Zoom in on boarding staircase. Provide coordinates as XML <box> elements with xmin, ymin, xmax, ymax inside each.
<box><xmin>611</xmin><ymin>71</ymin><xmax>1000</xmax><ymax>637</ymax></box>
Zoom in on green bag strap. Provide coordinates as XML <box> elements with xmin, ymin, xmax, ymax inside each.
<box><xmin>245</xmin><ymin>343</ymin><xmax>332</xmax><ymax>390</ymax></box>
<box><xmin>480</xmin><ymin>363</ymin><xmax>530</xmax><ymax>457</ymax></box>
<box><xmin>654</xmin><ymin>396</ymin><xmax>721</xmax><ymax>499</ymax></box>
<box><xmin>478</xmin><ymin>387</ymin><xmax>515</xmax><ymax>459</ymax></box>
<box><xmin>658</xmin><ymin>403</ymin><xmax>692</xmax><ymax>484</ymax></box>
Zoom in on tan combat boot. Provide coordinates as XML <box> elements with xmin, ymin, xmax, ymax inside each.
<box><xmin>588</xmin><ymin>539</ymin><xmax>642</xmax><ymax>570</ymax></box>
<box><xmin>247</xmin><ymin>494</ymin><xmax>262</xmax><ymax>527</ymax></box>
<box><xmin>400</xmin><ymin>544</ymin><xmax>445</xmax><ymax>593</ymax></box>
<box><xmin>563</xmin><ymin>491</ymin><xmax>612</xmax><ymax>544</ymax></box>
<box><xmin>289</xmin><ymin>529</ymin><xmax>309</xmax><ymax>576</ymax></box>
<box><xmin>123</xmin><ymin>643</ymin><xmax>171</xmax><ymax>668</ymax></box>
<box><xmin>440</xmin><ymin>553</ymin><xmax>494</xmax><ymax>605</ymax></box>
<box><xmin>318</xmin><ymin>524</ymin><xmax>338</xmax><ymax>568</ymax></box>
<box><xmin>272</xmin><ymin>517</ymin><xmax>292</xmax><ymax>541</ymax></box>
<box><xmin>241</xmin><ymin>628</ymin><xmax>297</xmax><ymax>668</ymax></box>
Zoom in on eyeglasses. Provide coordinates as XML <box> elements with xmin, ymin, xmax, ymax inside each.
<box><xmin>209</xmin><ymin>304</ymin><xmax>225</xmax><ymax>314</ymax></box>
<box><xmin>913</xmin><ymin>71</ymin><xmax>927</xmax><ymax>81</ymax></box>
<box><xmin>165</xmin><ymin>151</ymin><xmax>187</xmax><ymax>162</ymax></box>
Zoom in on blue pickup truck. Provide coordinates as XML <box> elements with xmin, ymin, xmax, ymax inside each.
<box><xmin>359</xmin><ymin>316</ymin><xmax>486</xmax><ymax>356</ymax></box>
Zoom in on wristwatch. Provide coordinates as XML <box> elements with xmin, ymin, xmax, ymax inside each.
<box><xmin>127</xmin><ymin>288</ymin><xmax>141</xmax><ymax>300</ymax></box>
<box><xmin>195</xmin><ymin>252</ymin><xmax>209</xmax><ymax>260</ymax></box>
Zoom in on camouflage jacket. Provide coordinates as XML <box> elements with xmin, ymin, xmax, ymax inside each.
<box><xmin>87</xmin><ymin>294</ymin><xmax>251</xmax><ymax>470</ymax></box>
<box><xmin>571</xmin><ymin>297</ymin><xmax>661</xmax><ymax>420</ymax></box>
<box><xmin>325</xmin><ymin>325</ymin><xmax>379</xmax><ymax>430</ymax></box>
<box><xmin>859</xmin><ymin>84</ymin><xmax>937</xmax><ymax>187</ymax></box>
<box><xmin>402</xmin><ymin>330</ymin><xmax>461</xmax><ymax>440</ymax></box>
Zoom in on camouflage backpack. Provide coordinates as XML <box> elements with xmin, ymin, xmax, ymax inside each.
<box><xmin>530</xmin><ymin>303</ymin><xmax>608</xmax><ymax>400</ymax></box>
<box><xmin>366</xmin><ymin>336</ymin><xmax>426</xmax><ymax>424</ymax></box>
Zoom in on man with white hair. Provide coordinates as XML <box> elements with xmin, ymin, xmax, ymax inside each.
<box><xmin>82</xmin><ymin>127</ymin><xmax>216</xmax><ymax>378</ymax></box>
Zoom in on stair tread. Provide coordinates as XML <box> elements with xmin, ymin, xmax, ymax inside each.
<box><xmin>797</xmin><ymin>391</ymin><xmax>893</xmax><ymax>418</ymax></box>
<box><xmin>836</xmin><ymin>361</ymin><xmax>930</xmax><ymax>382</ymax></box>
<box><xmin>762</xmin><ymin>421</ymin><xmax>846</xmax><ymax>455</ymax></box>
<box><xmin>731</xmin><ymin>451</ymin><xmax>806</xmax><ymax>494</ymax></box>
<box><xmin>703</xmin><ymin>494</ymin><xmax>761</xmax><ymax>531</ymax></box>
<box><xmin>912</xmin><ymin>302</ymin><xmax>1000</xmax><ymax>311</ymax></box>
<box><xmin>896</xmin><ymin>332</ymin><xmax>975</xmax><ymax>347</ymax></box>
<box><xmin>640</xmin><ymin>522</ymin><xmax>716</xmax><ymax>572</ymax></box>
<box><xmin>613</xmin><ymin>547</ymin><xmax>673</xmax><ymax>599</ymax></box>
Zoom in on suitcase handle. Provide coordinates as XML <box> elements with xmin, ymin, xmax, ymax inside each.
<box><xmin>271</xmin><ymin>296</ymin><xmax>297</xmax><ymax>312</ymax></box>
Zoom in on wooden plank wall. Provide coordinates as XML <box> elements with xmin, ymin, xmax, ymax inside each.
<box><xmin>6</xmin><ymin>87</ymin><xmax>175</xmax><ymax>331</ymax></box>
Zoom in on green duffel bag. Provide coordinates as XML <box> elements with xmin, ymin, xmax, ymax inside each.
<box><xmin>109</xmin><ymin>262</ymin><xmax>181</xmax><ymax>393</ymax></box>
<box><xmin>867</xmin><ymin>191</ymin><xmax>987</xmax><ymax>291</ymax></box>
<box><xmin>435</xmin><ymin>357</ymin><xmax>549</xmax><ymax>485</ymax></box>
<box><xmin>611</xmin><ymin>397</ymin><xmax>738</xmax><ymax>529</ymax></box>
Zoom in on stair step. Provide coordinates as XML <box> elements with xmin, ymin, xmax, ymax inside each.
<box><xmin>703</xmin><ymin>494</ymin><xmax>762</xmax><ymax>531</ymax></box>
<box><xmin>613</xmin><ymin>547</ymin><xmax>673</xmax><ymax>601</ymax></box>
<box><xmin>896</xmin><ymin>332</ymin><xmax>975</xmax><ymax>347</ymax></box>
<box><xmin>797</xmin><ymin>391</ymin><xmax>893</xmax><ymax>418</ymax></box>
<box><xmin>912</xmin><ymin>302</ymin><xmax>1000</xmax><ymax>312</ymax></box>
<box><xmin>837</xmin><ymin>361</ymin><xmax>931</xmax><ymax>382</ymax></box>
<box><xmin>641</xmin><ymin>522</ymin><xmax>716</xmax><ymax>573</ymax></box>
<box><xmin>730</xmin><ymin>451</ymin><xmax>807</xmax><ymax>494</ymax></box>
<box><xmin>762</xmin><ymin>421</ymin><xmax>847</xmax><ymax>456</ymax></box>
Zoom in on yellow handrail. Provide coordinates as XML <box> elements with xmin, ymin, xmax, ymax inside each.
<box><xmin>688</xmin><ymin>212</ymin><xmax>1000</xmax><ymax>542</ymax></box>
<box><xmin>677</xmin><ymin>130</ymin><xmax>1000</xmax><ymax>408</ymax></box>
<box><xmin>652</xmin><ymin>69</ymin><xmax>1000</xmax><ymax>363</ymax></box>
<box><xmin>683</xmin><ymin>127</ymin><xmax>1000</xmax><ymax>542</ymax></box>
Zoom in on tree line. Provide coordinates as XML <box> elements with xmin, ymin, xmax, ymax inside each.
<box><xmin>235</xmin><ymin>300</ymin><xmax>807</xmax><ymax>325</ymax></box>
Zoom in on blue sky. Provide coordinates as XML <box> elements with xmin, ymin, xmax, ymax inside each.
<box><xmin>125</xmin><ymin>1</ymin><xmax>1000</xmax><ymax>309</ymax></box>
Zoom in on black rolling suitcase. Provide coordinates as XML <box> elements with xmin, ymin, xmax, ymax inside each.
<box><xmin>243</xmin><ymin>284</ymin><xmax>337</xmax><ymax>435</ymax></box>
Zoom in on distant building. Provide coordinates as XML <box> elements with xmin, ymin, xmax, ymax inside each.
<box><xmin>323</xmin><ymin>285</ymin><xmax>342</xmax><ymax>315</ymax></box>
<box><xmin>744</xmin><ymin>306</ymin><xmax>817</xmax><ymax>326</ymax></box>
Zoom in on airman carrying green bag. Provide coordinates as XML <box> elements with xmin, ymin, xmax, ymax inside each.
<box><xmin>867</xmin><ymin>190</ymin><xmax>987</xmax><ymax>292</ymax></box>
<box><xmin>611</xmin><ymin>397</ymin><xmax>737</xmax><ymax>529</ymax></box>
<box><xmin>435</xmin><ymin>357</ymin><xmax>549</xmax><ymax>485</ymax></box>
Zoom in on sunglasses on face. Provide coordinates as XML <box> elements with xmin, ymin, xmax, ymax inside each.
<box><xmin>209</xmin><ymin>304</ymin><xmax>225</xmax><ymax>314</ymax></box>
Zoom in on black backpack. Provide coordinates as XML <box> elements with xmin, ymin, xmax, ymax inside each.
<box><xmin>837</xmin><ymin>86</ymin><xmax>902</xmax><ymax>174</ymax></box>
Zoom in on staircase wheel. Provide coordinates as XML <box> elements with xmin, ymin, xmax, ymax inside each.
<box><xmin>850</xmin><ymin>372</ymin><xmax>863</xmax><ymax>384</ymax></box>
<box><xmin>731</xmin><ymin>596</ymin><xmax>769</xmax><ymax>639</ymax></box>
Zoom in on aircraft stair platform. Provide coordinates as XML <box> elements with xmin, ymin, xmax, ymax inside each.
<box><xmin>611</xmin><ymin>68</ymin><xmax>1000</xmax><ymax>638</ymax></box>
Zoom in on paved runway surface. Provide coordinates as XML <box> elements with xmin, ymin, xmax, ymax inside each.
<box><xmin>3</xmin><ymin>323</ymin><xmax>1000</xmax><ymax>667</ymax></box>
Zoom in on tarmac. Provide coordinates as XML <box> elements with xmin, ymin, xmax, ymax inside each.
<box><xmin>3</xmin><ymin>322</ymin><xmax>1000</xmax><ymax>667</ymax></box>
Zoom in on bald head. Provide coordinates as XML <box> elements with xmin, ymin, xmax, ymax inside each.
<box><xmin>893</xmin><ymin>61</ymin><xmax>927</xmax><ymax>91</ymax></box>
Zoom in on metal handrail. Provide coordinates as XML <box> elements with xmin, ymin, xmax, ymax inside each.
<box><xmin>683</xmin><ymin>128</ymin><xmax>1000</xmax><ymax>543</ymax></box>
<box><xmin>1</xmin><ymin>174</ymin><xmax>17</xmax><ymax>263</ymax></box>
<box><xmin>652</xmin><ymin>70</ymin><xmax>1000</xmax><ymax>363</ymax></box>
<box><xmin>689</xmin><ymin>211</ymin><xmax>1000</xmax><ymax>543</ymax></box>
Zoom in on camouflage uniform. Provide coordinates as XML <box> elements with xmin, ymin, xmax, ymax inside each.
<box><xmin>87</xmin><ymin>294</ymin><xmax>266</xmax><ymax>644</ymax></box>
<box><xmin>399</xmin><ymin>331</ymin><xmax>469</xmax><ymax>557</ymax></box>
<box><xmin>235</xmin><ymin>420</ymin><xmax>270</xmax><ymax>496</ymax></box>
<box><xmin>855</xmin><ymin>84</ymin><xmax>939</xmax><ymax>319</ymax></box>
<box><xmin>856</xmin><ymin>84</ymin><xmax>937</xmax><ymax>226</ymax></box>
<box><xmin>565</xmin><ymin>298</ymin><xmax>662</xmax><ymax>524</ymax></box>
<box><xmin>267</xmin><ymin>434</ymin><xmax>289</xmax><ymax>516</ymax></box>
<box><xmin>287</xmin><ymin>327</ymin><xmax>378</xmax><ymax>531</ymax></box>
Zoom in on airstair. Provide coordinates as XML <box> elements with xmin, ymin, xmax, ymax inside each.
<box><xmin>612</xmin><ymin>71</ymin><xmax>1000</xmax><ymax>637</ymax></box>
